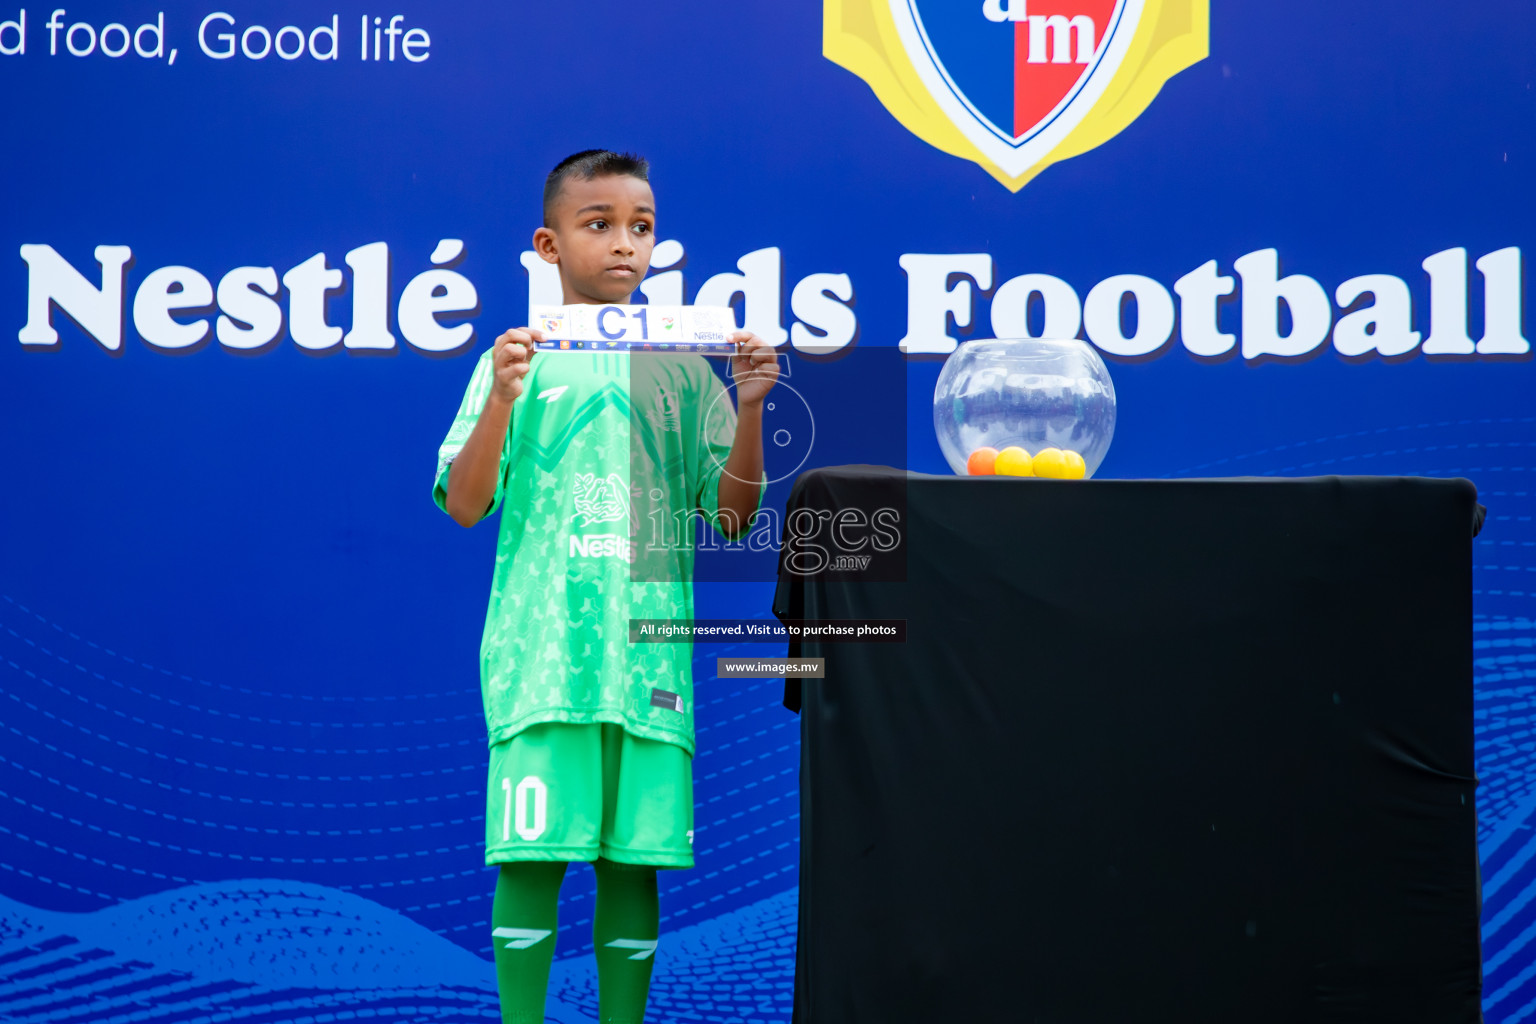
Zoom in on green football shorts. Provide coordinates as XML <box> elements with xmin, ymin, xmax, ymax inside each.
<box><xmin>485</xmin><ymin>721</ymin><xmax>694</xmax><ymax>868</ymax></box>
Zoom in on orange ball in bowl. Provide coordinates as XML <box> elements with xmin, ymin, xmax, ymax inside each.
<box><xmin>967</xmin><ymin>447</ymin><xmax>999</xmax><ymax>476</ymax></box>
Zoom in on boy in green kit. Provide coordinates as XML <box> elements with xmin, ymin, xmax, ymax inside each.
<box><xmin>432</xmin><ymin>150</ymin><xmax>777</xmax><ymax>1024</ymax></box>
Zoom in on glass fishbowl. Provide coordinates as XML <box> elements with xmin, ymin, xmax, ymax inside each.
<box><xmin>933</xmin><ymin>338</ymin><xmax>1117</xmax><ymax>478</ymax></box>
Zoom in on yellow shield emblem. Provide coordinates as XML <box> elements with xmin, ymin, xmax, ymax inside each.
<box><xmin>825</xmin><ymin>0</ymin><xmax>1209</xmax><ymax>191</ymax></box>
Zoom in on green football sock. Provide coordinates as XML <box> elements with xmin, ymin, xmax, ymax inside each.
<box><xmin>593</xmin><ymin>858</ymin><xmax>661</xmax><ymax>1024</ymax></box>
<box><xmin>491</xmin><ymin>860</ymin><xmax>568</xmax><ymax>1024</ymax></box>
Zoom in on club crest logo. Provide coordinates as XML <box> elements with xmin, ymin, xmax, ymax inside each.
<box><xmin>646</xmin><ymin>385</ymin><xmax>681</xmax><ymax>433</ymax></box>
<box><xmin>825</xmin><ymin>0</ymin><xmax>1208</xmax><ymax>190</ymax></box>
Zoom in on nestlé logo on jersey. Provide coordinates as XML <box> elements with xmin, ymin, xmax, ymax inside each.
<box><xmin>824</xmin><ymin>0</ymin><xmax>1209</xmax><ymax>190</ymax></box>
<box><xmin>571</xmin><ymin>472</ymin><xmax>638</xmax><ymax>563</ymax></box>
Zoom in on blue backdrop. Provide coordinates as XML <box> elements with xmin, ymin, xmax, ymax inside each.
<box><xmin>1</xmin><ymin>2</ymin><xmax>1532</xmax><ymax>1021</ymax></box>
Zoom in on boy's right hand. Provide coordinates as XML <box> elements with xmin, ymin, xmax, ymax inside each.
<box><xmin>491</xmin><ymin>328</ymin><xmax>542</xmax><ymax>405</ymax></box>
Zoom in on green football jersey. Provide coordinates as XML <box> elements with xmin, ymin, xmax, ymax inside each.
<box><xmin>434</xmin><ymin>348</ymin><xmax>762</xmax><ymax>756</ymax></box>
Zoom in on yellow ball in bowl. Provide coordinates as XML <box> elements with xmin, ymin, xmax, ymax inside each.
<box><xmin>994</xmin><ymin>447</ymin><xmax>1034</xmax><ymax>477</ymax></box>
<box><xmin>1031</xmin><ymin>448</ymin><xmax>1072</xmax><ymax>479</ymax></box>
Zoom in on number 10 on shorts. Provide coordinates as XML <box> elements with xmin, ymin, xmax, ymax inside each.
<box><xmin>502</xmin><ymin>775</ymin><xmax>547</xmax><ymax>842</ymax></box>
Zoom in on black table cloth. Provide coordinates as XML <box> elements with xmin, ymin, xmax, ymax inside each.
<box><xmin>773</xmin><ymin>466</ymin><xmax>1484</xmax><ymax>1024</ymax></box>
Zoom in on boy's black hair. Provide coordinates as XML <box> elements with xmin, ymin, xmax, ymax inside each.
<box><xmin>542</xmin><ymin>150</ymin><xmax>650</xmax><ymax>227</ymax></box>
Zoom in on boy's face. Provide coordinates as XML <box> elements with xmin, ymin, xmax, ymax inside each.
<box><xmin>534</xmin><ymin>174</ymin><xmax>657</xmax><ymax>305</ymax></box>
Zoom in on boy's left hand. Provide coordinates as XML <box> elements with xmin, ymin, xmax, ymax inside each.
<box><xmin>729</xmin><ymin>331</ymin><xmax>780</xmax><ymax>408</ymax></box>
